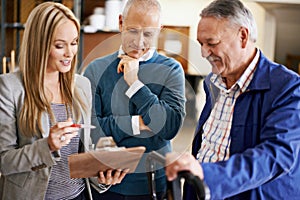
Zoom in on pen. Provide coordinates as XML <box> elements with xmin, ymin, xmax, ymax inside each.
<box><xmin>71</xmin><ymin>124</ymin><xmax>96</xmax><ymax>129</ymax></box>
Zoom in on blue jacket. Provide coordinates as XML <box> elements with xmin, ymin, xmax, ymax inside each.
<box><xmin>185</xmin><ymin>52</ymin><xmax>300</xmax><ymax>200</ymax></box>
<box><xmin>84</xmin><ymin>51</ymin><xmax>186</xmax><ymax>196</ymax></box>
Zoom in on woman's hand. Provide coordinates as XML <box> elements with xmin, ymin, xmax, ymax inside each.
<box><xmin>47</xmin><ymin>118</ymin><xmax>79</xmax><ymax>152</ymax></box>
<box><xmin>97</xmin><ymin>169</ymin><xmax>129</xmax><ymax>185</ymax></box>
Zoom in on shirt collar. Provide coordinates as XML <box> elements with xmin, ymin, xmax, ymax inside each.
<box><xmin>236</xmin><ymin>48</ymin><xmax>260</xmax><ymax>92</ymax></box>
<box><xmin>118</xmin><ymin>46</ymin><xmax>155</xmax><ymax>62</ymax></box>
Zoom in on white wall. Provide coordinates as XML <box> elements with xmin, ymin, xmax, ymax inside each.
<box><xmin>159</xmin><ymin>0</ymin><xmax>273</xmax><ymax>75</ymax></box>
<box><xmin>262</xmin><ymin>11</ymin><xmax>276</xmax><ymax>60</ymax></box>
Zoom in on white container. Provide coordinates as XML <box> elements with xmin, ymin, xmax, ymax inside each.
<box><xmin>105</xmin><ymin>0</ymin><xmax>122</xmax><ymax>31</ymax></box>
<box><xmin>94</xmin><ymin>7</ymin><xmax>104</xmax><ymax>15</ymax></box>
<box><xmin>89</xmin><ymin>7</ymin><xmax>105</xmax><ymax>30</ymax></box>
<box><xmin>90</xmin><ymin>14</ymin><xmax>105</xmax><ymax>30</ymax></box>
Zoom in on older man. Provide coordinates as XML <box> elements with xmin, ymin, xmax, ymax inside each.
<box><xmin>166</xmin><ymin>0</ymin><xmax>300</xmax><ymax>199</ymax></box>
<box><xmin>84</xmin><ymin>0</ymin><xmax>186</xmax><ymax>199</ymax></box>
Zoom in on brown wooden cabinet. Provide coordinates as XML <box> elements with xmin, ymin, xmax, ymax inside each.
<box><xmin>79</xmin><ymin>31</ymin><xmax>120</xmax><ymax>73</ymax></box>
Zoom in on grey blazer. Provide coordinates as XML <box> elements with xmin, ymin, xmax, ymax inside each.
<box><xmin>0</xmin><ymin>71</ymin><xmax>101</xmax><ymax>200</ymax></box>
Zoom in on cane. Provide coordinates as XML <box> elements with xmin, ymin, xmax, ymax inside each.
<box><xmin>146</xmin><ymin>151</ymin><xmax>207</xmax><ymax>200</ymax></box>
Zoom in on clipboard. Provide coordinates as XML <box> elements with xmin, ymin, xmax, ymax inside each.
<box><xmin>68</xmin><ymin>146</ymin><xmax>146</xmax><ymax>178</ymax></box>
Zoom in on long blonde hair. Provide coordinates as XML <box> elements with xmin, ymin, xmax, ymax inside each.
<box><xmin>19</xmin><ymin>2</ymin><xmax>88</xmax><ymax>137</ymax></box>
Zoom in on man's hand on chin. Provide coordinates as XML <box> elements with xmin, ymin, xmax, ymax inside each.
<box><xmin>117</xmin><ymin>54</ymin><xmax>139</xmax><ymax>86</ymax></box>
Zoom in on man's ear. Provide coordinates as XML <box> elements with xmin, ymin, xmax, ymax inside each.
<box><xmin>240</xmin><ymin>27</ymin><xmax>249</xmax><ymax>48</ymax></box>
<box><xmin>119</xmin><ymin>14</ymin><xmax>123</xmax><ymax>32</ymax></box>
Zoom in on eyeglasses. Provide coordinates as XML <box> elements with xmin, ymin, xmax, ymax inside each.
<box><xmin>122</xmin><ymin>27</ymin><xmax>161</xmax><ymax>40</ymax></box>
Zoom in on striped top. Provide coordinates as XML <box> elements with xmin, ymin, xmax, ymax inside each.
<box><xmin>197</xmin><ymin>50</ymin><xmax>259</xmax><ymax>163</ymax></box>
<box><xmin>45</xmin><ymin>103</ymin><xmax>85</xmax><ymax>200</ymax></box>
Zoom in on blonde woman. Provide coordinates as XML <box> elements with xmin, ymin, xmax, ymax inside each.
<box><xmin>0</xmin><ymin>2</ymin><xmax>126</xmax><ymax>200</ymax></box>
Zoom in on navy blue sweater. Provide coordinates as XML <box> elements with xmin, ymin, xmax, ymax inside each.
<box><xmin>84</xmin><ymin>51</ymin><xmax>186</xmax><ymax>195</ymax></box>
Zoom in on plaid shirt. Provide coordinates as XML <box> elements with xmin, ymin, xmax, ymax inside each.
<box><xmin>197</xmin><ymin>50</ymin><xmax>259</xmax><ymax>163</ymax></box>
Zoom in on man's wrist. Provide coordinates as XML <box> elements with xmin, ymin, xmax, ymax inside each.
<box><xmin>125</xmin><ymin>79</ymin><xmax>144</xmax><ymax>98</ymax></box>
